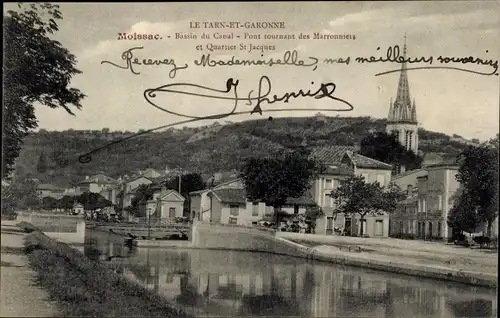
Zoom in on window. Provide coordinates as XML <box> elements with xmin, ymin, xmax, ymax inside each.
<box><xmin>229</xmin><ymin>205</ymin><xmax>239</xmax><ymax>216</ymax></box>
<box><xmin>326</xmin><ymin>217</ymin><xmax>333</xmax><ymax>230</ymax></box>
<box><xmin>229</xmin><ymin>217</ymin><xmax>237</xmax><ymax>224</ymax></box>
<box><xmin>437</xmin><ymin>195</ymin><xmax>443</xmax><ymax>211</ymax></box>
<box><xmin>252</xmin><ymin>204</ymin><xmax>259</xmax><ymax>216</ymax></box>
<box><xmin>418</xmin><ymin>200</ymin><xmax>421</xmax><ymax>213</ymax></box>
<box><xmin>422</xmin><ymin>199</ymin><xmax>427</xmax><ymax>213</ymax></box>
<box><xmin>377</xmin><ymin>174</ymin><xmax>385</xmax><ymax>186</ymax></box>
<box><xmin>325</xmin><ymin>179</ymin><xmax>333</xmax><ymax>189</ymax></box>
<box><xmin>169</xmin><ymin>207</ymin><xmax>176</xmax><ymax>218</ymax></box>
<box><xmin>361</xmin><ymin>173</ymin><xmax>369</xmax><ymax>182</ymax></box>
<box><xmin>324</xmin><ymin>194</ymin><xmax>333</xmax><ymax>207</ymax></box>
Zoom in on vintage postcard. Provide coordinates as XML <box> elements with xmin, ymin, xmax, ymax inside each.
<box><xmin>2</xmin><ymin>1</ymin><xmax>498</xmax><ymax>317</ymax></box>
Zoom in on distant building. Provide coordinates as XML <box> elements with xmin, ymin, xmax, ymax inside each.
<box><xmin>37</xmin><ymin>183</ymin><xmax>65</xmax><ymax>199</ymax></box>
<box><xmin>386</xmin><ymin>37</ymin><xmax>418</xmax><ymax>174</ymax></box>
<box><xmin>72</xmin><ymin>202</ymin><xmax>84</xmax><ymax>215</ymax></box>
<box><xmin>79</xmin><ymin>174</ymin><xmax>118</xmax><ymax>193</ymax></box>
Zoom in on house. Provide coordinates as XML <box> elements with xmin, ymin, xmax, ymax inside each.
<box><xmin>63</xmin><ymin>187</ymin><xmax>84</xmax><ymax>197</ymax></box>
<box><xmin>145</xmin><ymin>189</ymin><xmax>185</xmax><ymax>220</ymax></box>
<box><xmin>37</xmin><ymin>184</ymin><xmax>65</xmax><ymax>199</ymax></box>
<box><xmin>118</xmin><ymin>175</ymin><xmax>154</xmax><ymax>208</ymax></box>
<box><xmin>72</xmin><ymin>202</ymin><xmax>84</xmax><ymax>215</ymax></box>
<box><xmin>79</xmin><ymin>174</ymin><xmax>118</xmax><ymax>193</ymax></box>
<box><xmin>390</xmin><ymin>164</ymin><xmax>459</xmax><ymax>240</ymax></box>
<box><xmin>137</xmin><ymin>168</ymin><xmax>162</xmax><ymax>179</ymax></box>
<box><xmin>190</xmin><ymin>178</ymin><xmax>315</xmax><ymax>227</ymax></box>
<box><xmin>310</xmin><ymin>146</ymin><xmax>393</xmax><ymax>237</ymax></box>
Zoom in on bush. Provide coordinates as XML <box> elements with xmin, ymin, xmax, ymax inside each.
<box><xmin>17</xmin><ymin>221</ymin><xmax>39</xmax><ymax>233</ymax></box>
<box><xmin>23</xmin><ymin>230</ymin><xmax>191</xmax><ymax>317</ymax></box>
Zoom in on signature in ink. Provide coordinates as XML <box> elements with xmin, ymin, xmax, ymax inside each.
<box><xmin>101</xmin><ymin>46</ymin><xmax>188</xmax><ymax>78</ymax></box>
<box><xmin>78</xmin><ymin>76</ymin><xmax>354</xmax><ymax>163</ymax></box>
<box><xmin>143</xmin><ymin>75</ymin><xmax>353</xmax><ymax>118</ymax></box>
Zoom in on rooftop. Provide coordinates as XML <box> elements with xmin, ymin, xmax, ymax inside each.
<box><xmin>310</xmin><ymin>145</ymin><xmax>358</xmax><ymax>164</ymax></box>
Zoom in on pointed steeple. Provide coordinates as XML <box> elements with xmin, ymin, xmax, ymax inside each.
<box><xmin>389</xmin><ymin>34</ymin><xmax>416</xmax><ymax>124</ymax></box>
<box><xmin>388</xmin><ymin>97</ymin><xmax>394</xmax><ymax>121</ymax></box>
<box><xmin>411</xmin><ymin>98</ymin><xmax>417</xmax><ymax>122</ymax></box>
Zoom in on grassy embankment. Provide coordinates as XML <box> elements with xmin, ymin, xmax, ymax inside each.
<box><xmin>19</xmin><ymin>222</ymin><xmax>191</xmax><ymax>317</ymax></box>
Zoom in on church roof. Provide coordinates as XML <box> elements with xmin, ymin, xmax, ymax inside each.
<box><xmin>387</xmin><ymin>36</ymin><xmax>418</xmax><ymax>124</ymax></box>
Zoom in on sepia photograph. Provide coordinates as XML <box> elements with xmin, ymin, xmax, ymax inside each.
<box><xmin>1</xmin><ymin>1</ymin><xmax>499</xmax><ymax>317</ymax></box>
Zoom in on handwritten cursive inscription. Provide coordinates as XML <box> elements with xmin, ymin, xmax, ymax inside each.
<box><xmin>100</xmin><ymin>46</ymin><xmax>188</xmax><ymax>78</ymax></box>
<box><xmin>143</xmin><ymin>75</ymin><xmax>353</xmax><ymax>117</ymax></box>
<box><xmin>78</xmin><ymin>76</ymin><xmax>353</xmax><ymax>163</ymax></box>
<box><xmin>194</xmin><ymin>50</ymin><xmax>319</xmax><ymax>71</ymax></box>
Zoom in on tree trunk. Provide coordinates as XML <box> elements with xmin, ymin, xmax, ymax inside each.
<box><xmin>486</xmin><ymin>220</ymin><xmax>492</xmax><ymax>237</ymax></box>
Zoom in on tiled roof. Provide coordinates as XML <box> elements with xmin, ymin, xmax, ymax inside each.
<box><xmin>321</xmin><ymin>163</ymin><xmax>354</xmax><ymax>176</ymax></box>
<box><xmin>310</xmin><ymin>145</ymin><xmax>358</xmax><ymax>164</ymax></box>
<box><xmin>351</xmin><ymin>153</ymin><xmax>393</xmax><ymax>170</ymax></box>
<box><xmin>212</xmin><ymin>188</ymin><xmax>247</xmax><ymax>204</ymax></box>
<box><xmin>37</xmin><ymin>184</ymin><xmax>63</xmax><ymax>191</ymax></box>
<box><xmin>80</xmin><ymin>174</ymin><xmax>118</xmax><ymax>185</ymax></box>
<box><xmin>211</xmin><ymin>188</ymin><xmax>316</xmax><ymax>206</ymax></box>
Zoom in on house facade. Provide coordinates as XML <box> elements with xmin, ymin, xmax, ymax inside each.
<box><xmin>311</xmin><ymin>146</ymin><xmax>393</xmax><ymax>237</ymax></box>
<box><xmin>145</xmin><ymin>189</ymin><xmax>185</xmax><ymax>220</ymax></box>
<box><xmin>190</xmin><ymin>179</ymin><xmax>313</xmax><ymax>227</ymax></box>
<box><xmin>79</xmin><ymin>174</ymin><xmax>118</xmax><ymax>194</ymax></box>
<box><xmin>37</xmin><ymin>184</ymin><xmax>65</xmax><ymax>199</ymax></box>
<box><xmin>390</xmin><ymin>164</ymin><xmax>461</xmax><ymax>240</ymax></box>
<box><xmin>119</xmin><ymin>175</ymin><xmax>154</xmax><ymax>208</ymax></box>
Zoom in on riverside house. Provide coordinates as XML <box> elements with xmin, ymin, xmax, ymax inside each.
<box><xmin>37</xmin><ymin>183</ymin><xmax>65</xmax><ymax>199</ymax></box>
<box><xmin>145</xmin><ymin>189</ymin><xmax>185</xmax><ymax>221</ymax></box>
<box><xmin>310</xmin><ymin>146</ymin><xmax>392</xmax><ymax>237</ymax></box>
<box><xmin>390</xmin><ymin>164</ymin><xmax>499</xmax><ymax>240</ymax></box>
<box><xmin>190</xmin><ymin>178</ymin><xmax>315</xmax><ymax>227</ymax></box>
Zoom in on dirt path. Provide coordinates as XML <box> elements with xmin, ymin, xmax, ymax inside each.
<box><xmin>1</xmin><ymin>221</ymin><xmax>60</xmax><ymax>317</ymax></box>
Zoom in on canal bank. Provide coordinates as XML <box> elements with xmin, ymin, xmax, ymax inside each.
<box><xmin>7</xmin><ymin>222</ymin><xmax>191</xmax><ymax>318</ymax></box>
<box><xmin>188</xmin><ymin>222</ymin><xmax>498</xmax><ymax>288</ymax></box>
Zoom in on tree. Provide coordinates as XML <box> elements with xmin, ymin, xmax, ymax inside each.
<box><xmin>57</xmin><ymin>195</ymin><xmax>76</xmax><ymax>212</ymax></box>
<box><xmin>3</xmin><ymin>3</ymin><xmax>85</xmax><ymax>178</ymax></box>
<box><xmin>51</xmin><ymin>147</ymin><xmax>69</xmax><ymax>168</ymax></box>
<box><xmin>302</xmin><ymin>204</ymin><xmax>324</xmax><ymax>233</ymax></box>
<box><xmin>1</xmin><ymin>179</ymin><xmax>41</xmax><ymax>215</ymax></box>
<box><xmin>331</xmin><ymin>176</ymin><xmax>405</xmax><ymax>237</ymax></box>
<box><xmin>240</xmin><ymin>150</ymin><xmax>322</xmax><ymax>227</ymax></box>
<box><xmin>36</xmin><ymin>151</ymin><xmax>48</xmax><ymax>173</ymax></box>
<box><xmin>76</xmin><ymin>192</ymin><xmax>112</xmax><ymax>213</ymax></box>
<box><xmin>41</xmin><ymin>196</ymin><xmax>58</xmax><ymax>210</ymax></box>
<box><xmin>129</xmin><ymin>184</ymin><xmax>155</xmax><ymax>217</ymax></box>
<box><xmin>454</xmin><ymin>142</ymin><xmax>499</xmax><ymax>236</ymax></box>
<box><xmin>360</xmin><ymin>132</ymin><xmax>423</xmax><ymax>172</ymax></box>
<box><xmin>447</xmin><ymin>190</ymin><xmax>481</xmax><ymax>237</ymax></box>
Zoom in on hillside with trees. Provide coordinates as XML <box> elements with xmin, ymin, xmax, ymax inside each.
<box><xmin>13</xmin><ymin>116</ymin><xmax>476</xmax><ymax>186</ymax></box>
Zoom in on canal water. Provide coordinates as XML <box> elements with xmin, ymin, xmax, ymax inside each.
<box><xmin>85</xmin><ymin>230</ymin><xmax>497</xmax><ymax>317</ymax></box>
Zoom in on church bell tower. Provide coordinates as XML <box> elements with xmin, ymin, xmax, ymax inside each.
<box><xmin>386</xmin><ymin>35</ymin><xmax>419</xmax><ymax>156</ymax></box>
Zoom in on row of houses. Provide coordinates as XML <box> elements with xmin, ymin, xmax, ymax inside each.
<box><xmin>34</xmin><ymin>145</ymin><xmax>497</xmax><ymax>240</ymax></box>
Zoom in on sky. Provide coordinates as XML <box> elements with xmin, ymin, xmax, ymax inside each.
<box><xmin>4</xmin><ymin>1</ymin><xmax>500</xmax><ymax>141</ymax></box>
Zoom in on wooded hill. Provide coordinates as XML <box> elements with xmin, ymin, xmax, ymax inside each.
<box><xmin>15</xmin><ymin>116</ymin><xmax>476</xmax><ymax>187</ymax></box>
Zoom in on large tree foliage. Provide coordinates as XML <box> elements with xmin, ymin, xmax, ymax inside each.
<box><xmin>36</xmin><ymin>150</ymin><xmax>48</xmax><ymax>173</ymax></box>
<box><xmin>239</xmin><ymin>150</ymin><xmax>322</xmax><ymax>227</ymax></box>
<box><xmin>3</xmin><ymin>3</ymin><xmax>85</xmax><ymax>178</ymax></box>
<box><xmin>452</xmin><ymin>137</ymin><xmax>499</xmax><ymax>235</ymax></box>
<box><xmin>447</xmin><ymin>189</ymin><xmax>481</xmax><ymax>235</ymax></box>
<box><xmin>360</xmin><ymin>132</ymin><xmax>423</xmax><ymax>172</ymax></box>
<box><xmin>1</xmin><ymin>180</ymin><xmax>40</xmax><ymax>215</ymax></box>
<box><xmin>331</xmin><ymin>175</ymin><xmax>405</xmax><ymax>236</ymax></box>
<box><xmin>76</xmin><ymin>192</ymin><xmax>112</xmax><ymax>212</ymax></box>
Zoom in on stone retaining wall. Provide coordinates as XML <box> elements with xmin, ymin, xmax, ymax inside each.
<box><xmin>17</xmin><ymin>211</ymin><xmax>85</xmax><ymax>245</ymax></box>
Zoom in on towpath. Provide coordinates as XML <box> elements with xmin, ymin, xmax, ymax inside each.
<box><xmin>0</xmin><ymin>220</ymin><xmax>60</xmax><ymax>317</ymax></box>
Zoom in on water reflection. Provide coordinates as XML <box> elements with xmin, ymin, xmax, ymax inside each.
<box><xmin>85</xmin><ymin>231</ymin><xmax>497</xmax><ymax>317</ymax></box>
